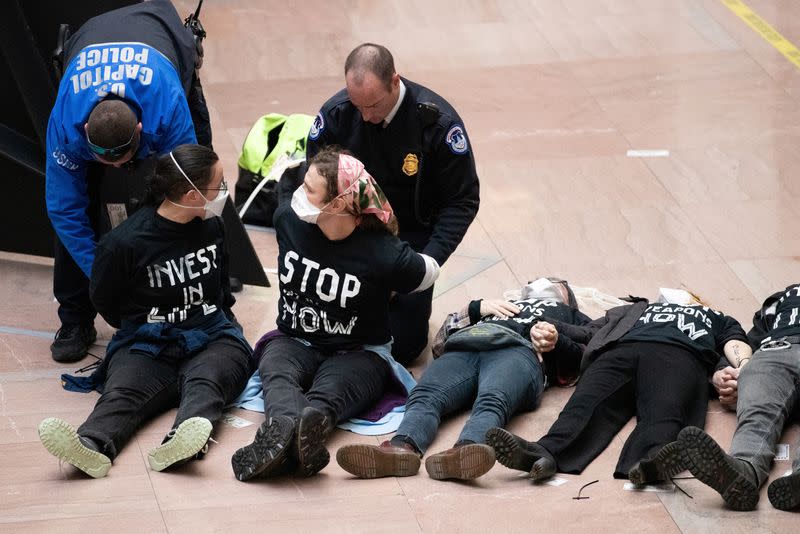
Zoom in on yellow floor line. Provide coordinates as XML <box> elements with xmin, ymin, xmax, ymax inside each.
<box><xmin>721</xmin><ymin>0</ymin><xmax>800</xmax><ymax>70</ymax></box>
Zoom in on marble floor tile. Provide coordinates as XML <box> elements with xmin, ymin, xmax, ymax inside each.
<box><xmin>727</xmin><ymin>258</ymin><xmax>800</xmax><ymax>303</ymax></box>
<box><xmin>5</xmin><ymin>1</ymin><xmax>800</xmax><ymax>531</ymax></box>
<box><xmin>1</xmin><ymin>440</ymin><xmax>157</xmax><ymax>523</ymax></box>
<box><xmin>0</xmin><ymin>512</ymin><xmax>167</xmax><ymax>534</ymax></box>
<box><xmin>681</xmin><ymin>197</ymin><xmax>800</xmax><ymax>262</ymax></box>
<box><xmin>162</xmin><ymin>494</ymin><xmax>422</xmax><ymax>534</ymax></box>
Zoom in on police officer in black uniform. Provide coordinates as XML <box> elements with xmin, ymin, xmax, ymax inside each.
<box><xmin>306</xmin><ymin>43</ymin><xmax>480</xmax><ymax>365</ymax></box>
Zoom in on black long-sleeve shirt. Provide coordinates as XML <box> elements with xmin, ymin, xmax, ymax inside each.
<box><xmin>90</xmin><ymin>205</ymin><xmax>234</xmax><ymax>329</ymax></box>
<box><xmin>747</xmin><ymin>283</ymin><xmax>800</xmax><ymax>347</ymax></box>
<box><xmin>553</xmin><ymin>301</ymin><xmax>747</xmax><ymax>372</ymax></box>
<box><xmin>273</xmin><ymin>204</ymin><xmax>428</xmax><ymax>349</ymax></box>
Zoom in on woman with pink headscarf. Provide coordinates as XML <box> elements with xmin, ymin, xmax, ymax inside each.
<box><xmin>231</xmin><ymin>147</ymin><xmax>439</xmax><ymax>481</ymax></box>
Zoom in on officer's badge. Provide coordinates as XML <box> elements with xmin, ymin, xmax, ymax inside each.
<box><xmin>402</xmin><ymin>153</ymin><xmax>419</xmax><ymax>176</ymax></box>
<box><xmin>309</xmin><ymin>113</ymin><xmax>324</xmax><ymax>141</ymax></box>
<box><xmin>445</xmin><ymin>124</ymin><xmax>468</xmax><ymax>154</ymax></box>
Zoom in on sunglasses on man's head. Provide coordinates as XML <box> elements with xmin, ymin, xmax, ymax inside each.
<box><xmin>86</xmin><ymin>126</ymin><xmax>137</xmax><ymax>160</ymax></box>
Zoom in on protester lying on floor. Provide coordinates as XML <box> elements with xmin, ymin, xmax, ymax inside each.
<box><xmin>655</xmin><ymin>282</ymin><xmax>800</xmax><ymax>511</ymax></box>
<box><xmin>486</xmin><ymin>290</ymin><xmax>749</xmax><ymax>486</ymax></box>
<box><xmin>336</xmin><ymin>283</ymin><xmax>590</xmax><ymax>481</ymax></box>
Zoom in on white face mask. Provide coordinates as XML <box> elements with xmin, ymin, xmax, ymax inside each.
<box><xmin>168</xmin><ymin>152</ymin><xmax>228</xmax><ymax>219</ymax></box>
<box><xmin>200</xmin><ymin>189</ymin><xmax>229</xmax><ymax>219</ymax></box>
<box><xmin>291</xmin><ymin>185</ymin><xmax>323</xmax><ymax>224</ymax></box>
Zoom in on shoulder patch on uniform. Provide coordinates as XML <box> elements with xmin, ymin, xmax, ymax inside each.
<box><xmin>309</xmin><ymin>113</ymin><xmax>325</xmax><ymax>141</ymax></box>
<box><xmin>445</xmin><ymin>124</ymin><xmax>468</xmax><ymax>154</ymax></box>
<box><xmin>51</xmin><ymin>148</ymin><xmax>80</xmax><ymax>171</ymax></box>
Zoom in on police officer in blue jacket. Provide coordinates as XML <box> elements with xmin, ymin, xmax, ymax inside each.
<box><xmin>46</xmin><ymin>0</ymin><xmax>210</xmax><ymax>363</ymax></box>
<box><xmin>306</xmin><ymin>43</ymin><xmax>480</xmax><ymax>365</ymax></box>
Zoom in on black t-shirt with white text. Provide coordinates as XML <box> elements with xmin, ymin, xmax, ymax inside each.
<box><xmin>622</xmin><ymin>303</ymin><xmax>746</xmax><ymax>367</ymax></box>
<box><xmin>90</xmin><ymin>205</ymin><xmax>233</xmax><ymax>328</ymax></box>
<box><xmin>274</xmin><ymin>204</ymin><xmax>427</xmax><ymax>349</ymax></box>
<box><xmin>477</xmin><ymin>299</ymin><xmax>591</xmax><ymax>337</ymax></box>
<box><xmin>765</xmin><ymin>284</ymin><xmax>800</xmax><ymax>340</ymax></box>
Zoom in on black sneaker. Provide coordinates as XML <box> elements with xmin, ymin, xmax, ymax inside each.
<box><xmin>231</xmin><ymin>415</ymin><xmax>296</xmax><ymax>481</ymax></box>
<box><xmin>768</xmin><ymin>469</ymin><xmax>800</xmax><ymax>511</ymax></box>
<box><xmin>629</xmin><ymin>440</ymin><xmax>688</xmax><ymax>485</ymax></box>
<box><xmin>51</xmin><ymin>323</ymin><xmax>97</xmax><ymax>363</ymax></box>
<box><xmin>294</xmin><ymin>406</ymin><xmax>332</xmax><ymax>477</ymax></box>
<box><xmin>679</xmin><ymin>426</ymin><xmax>760</xmax><ymax>511</ymax></box>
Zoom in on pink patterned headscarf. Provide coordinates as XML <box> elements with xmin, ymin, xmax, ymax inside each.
<box><xmin>336</xmin><ymin>154</ymin><xmax>394</xmax><ymax>224</ymax></box>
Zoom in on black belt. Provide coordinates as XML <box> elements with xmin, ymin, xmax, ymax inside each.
<box><xmin>761</xmin><ymin>336</ymin><xmax>800</xmax><ymax>351</ymax></box>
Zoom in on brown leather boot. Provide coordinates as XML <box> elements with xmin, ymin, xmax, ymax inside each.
<box><xmin>336</xmin><ymin>441</ymin><xmax>421</xmax><ymax>479</ymax></box>
<box><xmin>425</xmin><ymin>443</ymin><xmax>495</xmax><ymax>481</ymax></box>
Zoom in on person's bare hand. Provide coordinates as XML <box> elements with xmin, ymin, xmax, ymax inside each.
<box><xmin>480</xmin><ymin>299</ymin><xmax>520</xmax><ymax>319</ymax></box>
<box><xmin>531</xmin><ymin>321</ymin><xmax>558</xmax><ymax>353</ymax></box>
<box><xmin>712</xmin><ymin>366</ymin><xmax>739</xmax><ymax>410</ymax></box>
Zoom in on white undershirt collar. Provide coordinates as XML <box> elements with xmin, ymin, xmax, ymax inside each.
<box><xmin>382</xmin><ymin>80</ymin><xmax>406</xmax><ymax>128</ymax></box>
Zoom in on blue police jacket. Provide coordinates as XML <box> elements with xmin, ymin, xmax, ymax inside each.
<box><xmin>45</xmin><ymin>42</ymin><xmax>197</xmax><ymax>277</ymax></box>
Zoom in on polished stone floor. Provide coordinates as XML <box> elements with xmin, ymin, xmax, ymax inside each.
<box><xmin>2</xmin><ymin>0</ymin><xmax>800</xmax><ymax>532</ymax></box>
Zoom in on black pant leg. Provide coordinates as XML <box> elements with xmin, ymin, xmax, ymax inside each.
<box><xmin>53</xmin><ymin>169</ymin><xmax>102</xmax><ymax>326</ymax></box>
<box><xmin>187</xmin><ymin>70</ymin><xmax>213</xmax><ymax>148</ymax></box>
<box><xmin>78</xmin><ymin>347</ymin><xmax>180</xmax><ymax>459</ymax></box>
<box><xmin>538</xmin><ymin>344</ymin><xmax>639</xmax><ymax>474</ymax></box>
<box><xmin>258</xmin><ymin>337</ymin><xmax>323</xmax><ymax>420</ymax></box>
<box><xmin>306</xmin><ymin>350</ymin><xmax>391</xmax><ymax>424</ymax></box>
<box><xmin>614</xmin><ymin>343</ymin><xmax>709</xmax><ymax>477</ymax></box>
<box><xmin>174</xmin><ymin>338</ymin><xmax>252</xmax><ymax>428</ymax></box>
<box><xmin>389</xmin><ymin>286</ymin><xmax>434</xmax><ymax>366</ymax></box>
<box><xmin>53</xmin><ymin>235</ymin><xmax>95</xmax><ymax>325</ymax></box>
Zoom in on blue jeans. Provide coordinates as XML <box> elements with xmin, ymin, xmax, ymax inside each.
<box><xmin>730</xmin><ymin>343</ymin><xmax>800</xmax><ymax>486</ymax></box>
<box><xmin>396</xmin><ymin>345</ymin><xmax>545</xmax><ymax>453</ymax></box>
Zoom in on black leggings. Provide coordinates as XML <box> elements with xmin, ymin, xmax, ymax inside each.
<box><xmin>79</xmin><ymin>338</ymin><xmax>251</xmax><ymax>460</ymax></box>
<box><xmin>537</xmin><ymin>341</ymin><xmax>709</xmax><ymax>477</ymax></box>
